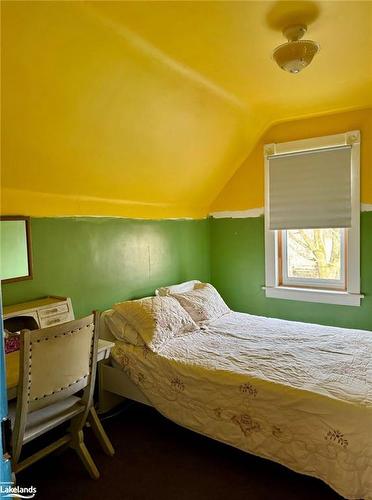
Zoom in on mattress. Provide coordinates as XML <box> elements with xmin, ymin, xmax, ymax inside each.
<box><xmin>111</xmin><ymin>311</ymin><xmax>372</xmax><ymax>499</ymax></box>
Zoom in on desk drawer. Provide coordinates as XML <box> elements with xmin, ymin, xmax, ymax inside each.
<box><xmin>39</xmin><ymin>312</ymin><xmax>71</xmax><ymax>328</ymax></box>
<box><xmin>38</xmin><ymin>303</ymin><xmax>69</xmax><ymax>319</ymax></box>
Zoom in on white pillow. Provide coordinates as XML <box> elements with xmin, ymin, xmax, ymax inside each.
<box><xmin>155</xmin><ymin>280</ymin><xmax>201</xmax><ymax>296</ymax></box>
<box><xmin>104</xmin><ymin>310</ymin><xmax>144</xmax><ymax>346</ymax></box>
<box><xmin>172</xmin><ymin>283</ymin><xmax>230</xmax><ymax>324</ymax></box>
<box><xmin>113</xmin><ymin>296</ymin><xmax>197</xmax><ymax>351</ymax></box>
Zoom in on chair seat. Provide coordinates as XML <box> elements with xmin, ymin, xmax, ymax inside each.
<box><xmin>9</xmin><ymin>396</ymin><xmax>85</xmax><ymax>444</ymax></box>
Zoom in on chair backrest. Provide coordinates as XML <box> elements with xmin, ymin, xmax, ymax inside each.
<box><xmin>17</xmin><ymin>313</ymin><xmax>99</xmax><ymax>414</ymax></box>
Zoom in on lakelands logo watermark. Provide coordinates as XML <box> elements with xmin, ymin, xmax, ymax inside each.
<box><xmin>1</xmin><ymin>482</ymin><xmax>37</xmax><ymax>498</ymax></box>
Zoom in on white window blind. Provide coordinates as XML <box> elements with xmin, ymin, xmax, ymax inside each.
<box><xmin>268</xmin><ymin>145</ymin><xmax>352</xmax><ymax>230</ymax></box>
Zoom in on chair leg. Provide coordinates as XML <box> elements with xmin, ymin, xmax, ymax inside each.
<box><xmin>71</xmin><ymin>430</ymin><xmax>100</xmax><ymax>480</ymax></box>
<box><xmin>88</xmin><ymin>407</ymin><xmax>115</xmax><ymax>456</ymax></box>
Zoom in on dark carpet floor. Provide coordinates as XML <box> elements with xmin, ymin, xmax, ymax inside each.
<box><xmin>17</xmin><ymin>402</ymin><xmax>341</xmax><ymax>500</ymax></box>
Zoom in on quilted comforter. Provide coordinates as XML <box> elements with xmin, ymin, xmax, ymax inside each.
<box><xmin>111</xmin><ymin>311</ymin><xmax>372</xmax><ymax>499</ymax></box>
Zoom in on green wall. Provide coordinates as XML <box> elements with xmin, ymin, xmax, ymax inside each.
<box><xmin>2</xmin><ymin>214</ymin><xmax>371</xmax><ymax>330</ymax></box>
<box><xmin>2</xmin><ymin>218</ymin><xmax>210</xmax><ymax>318</ymax></box>
<box><xmin>210</xmin><ymin>212</ymin><xmax>372</xmax><ymax>331</ymax></box>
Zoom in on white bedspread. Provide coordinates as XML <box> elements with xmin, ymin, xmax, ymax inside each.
<box><xmin>111</xmin><ymin>311</ymin><xmax>372</xmax><ymax>499</ymax></box>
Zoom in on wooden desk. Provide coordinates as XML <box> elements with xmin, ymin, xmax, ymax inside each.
<box><xmin>4</xmin><ymin>296</ymin><xmax>74</xmax><ymax>329</ymax></box>
<box><xmin>6</xmin><ymin>339</ymin><xmax>114</xmax><ymax>400</ymax></box>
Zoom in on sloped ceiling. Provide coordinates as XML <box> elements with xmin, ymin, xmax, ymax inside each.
<box><xmin>2</xmin><ymin>1</ymin><xmax>372</xmax><ymax>218</ymax></box>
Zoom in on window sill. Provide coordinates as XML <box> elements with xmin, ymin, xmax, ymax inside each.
<box><xmin>264</xmin><ymin>286</ymin><xmax>363</xmax><ymax>306</ymax></box>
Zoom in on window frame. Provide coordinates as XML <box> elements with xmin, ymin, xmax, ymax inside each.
<box><xmin>264</xmin><ymin>130</ymin><xmax>362</xmax><ymax>307</ymax></box>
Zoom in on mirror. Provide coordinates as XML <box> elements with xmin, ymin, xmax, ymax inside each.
<box><xmin>0</xmin><ymin>216</ymin><xmax>33</xmax><ymax>283</ymax></box>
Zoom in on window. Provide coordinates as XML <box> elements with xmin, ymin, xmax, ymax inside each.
<box><xmin>264</xmin><ymin>131</ymin><xmax>362</xmax><ymax>306</ymax></box>
<box><xmin>280</xmin><ymin>228</ymin><xmax>345</xmax><ymax>290</ymax></box>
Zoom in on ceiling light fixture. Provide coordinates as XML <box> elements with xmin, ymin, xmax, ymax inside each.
<box><xmin>273</xmin><ymin>24</ymin><xmax>320</xmax><ymax>74</ymax></box>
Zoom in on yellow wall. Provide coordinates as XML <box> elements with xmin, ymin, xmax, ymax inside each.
<box><xmin>1</xmin><ymin>2</ymin><xmax>371</xmax><ymax>219</ymax></box>
<box><xmin>0</xmin><ymin>1</ymin><xmax>248</xmax><ymax>219</ymax></box>
<box><xmin>211</xmin><ymin>107</ymin><xmax>372</xmax><ymax>212</ymax></box>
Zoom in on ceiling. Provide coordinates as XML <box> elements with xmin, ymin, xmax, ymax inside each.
<box><xmin>2</xmin><ymin>1</ymin><xmax>372</xmax><ymax>217</ymax></box>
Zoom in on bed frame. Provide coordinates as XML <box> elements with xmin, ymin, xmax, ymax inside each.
<box><xmin>97</xmin><ymin>310</ymin><xmax>152</xmax><ymax>413</ymax></box>
<box><xmin>96</xmin><ymin>281</ymin><xmax>372</xmax><ymax>499</ymax></box>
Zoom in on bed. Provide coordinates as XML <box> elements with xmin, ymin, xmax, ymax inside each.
<box><xmin>98</xmin><ymin>283</ymin><xmax>372</xmax><ymax>499</ymax></box>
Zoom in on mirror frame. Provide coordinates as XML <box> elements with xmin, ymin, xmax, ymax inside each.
<box><xmin>0</xmin><ymin>215</ymin><xmax>33</xmax><ymax>284</ymax></box>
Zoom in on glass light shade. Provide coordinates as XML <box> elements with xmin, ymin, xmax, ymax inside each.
<box><xmin>273</xmin><ymin>40</ymin><xmax>320</xmax><ymax>73</ymax></box>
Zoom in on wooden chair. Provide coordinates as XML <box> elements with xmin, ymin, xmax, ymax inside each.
<box><xmin>9</xmin><ymin>313</ymin><xmax>101</xmax><ymax>479</ymax></box>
